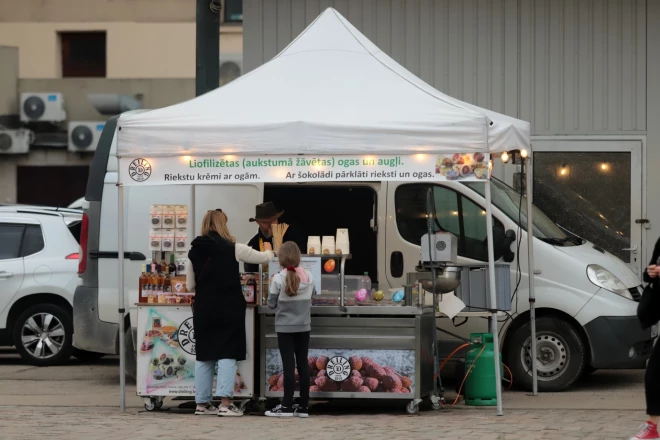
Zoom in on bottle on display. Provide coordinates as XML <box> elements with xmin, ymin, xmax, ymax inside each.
<box><xmin>164</xmin><ymin>266</ymin><xmax>171</xmax><ymax>293</ymax></box>
<box><xmin>160</xmin><ymin>252</ymin><xmax>168</xmax><ymax>274</ymax></box>
<box><xmin>144</xmin><ymin>265</ymin><xmax>153</xmax><ymax>304</ymax></box>
<box><xmin>362</xmin><ymin>272</ymin><xmax>372</xmax><ymax>301</ymax></box>
<box><xmin>139</xmin><ymin>264</ymin><xmax>148</xmax><ymax>303</ymax></box>
<box><xmin>168</xmin><ymin>254</ymin><xmax>177</xmax><ymax>277</ymax></box>
<box><xmin>245</xmin><ymin>275</ymin><xmax>256</xmax><ymax>303</ymax></box>
<box><xmin>150</xmin><ymin>256</ymin><xmax>157</xmax><ymax>274</ymax></box>
<box><xmin>149</xmin><ymin>265</ymin><xmax>159</xmax><ymax>292</ymax></box>
<box><xmin>157</xmin><ymin>269</ymin><xmax>165</xmax><ymax>294</ymax></box>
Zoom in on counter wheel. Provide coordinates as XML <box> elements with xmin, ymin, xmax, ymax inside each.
<box><xmin>405</xmin><ymin>401</ymin><xmax>419</xmax><ymax>415</ymax></box>
<box><xmin>144</xmin><ymin>397</ymin><xmax>163</xmax><ymax>411</ymax></box>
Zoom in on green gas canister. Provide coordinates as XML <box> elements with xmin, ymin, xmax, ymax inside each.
<box><xmin>464</xmin><ymin>333</ymin><xmax>502</xmax><ymax>406</ymax></box>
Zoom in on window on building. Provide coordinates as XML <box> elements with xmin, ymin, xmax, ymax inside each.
<box><xmin>224</xmin><ymin>0</ymin><xmax>243</xmax><ymax>23</ymax></box>
<box><xmin>60</xmin><ymin>32</ymin><xmax>107</xmax><ymax>77</ymax></box>
<box><xmin>395</xmin><ymin>184</ymin><xmax>504</xmax><ymax>261</ymax></box>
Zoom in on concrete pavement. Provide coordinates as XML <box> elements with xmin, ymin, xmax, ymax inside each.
<box><xmin>0</xmin><ymin>348</ymin><xmax>648</xmax><ymax>439</ymax></box>
<box><xmin>0</xmin><ymin>405</ymin><xmax>646</xmax><ymax>440</ymax></box>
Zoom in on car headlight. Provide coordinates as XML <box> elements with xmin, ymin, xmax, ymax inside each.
<box><xmin>587</xmin><ymin>264</ymin><xmax>633</xmax><ymax>300</ymax></box>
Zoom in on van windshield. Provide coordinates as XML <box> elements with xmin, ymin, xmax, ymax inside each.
<box><xmin>463</xmin><ymin>179</ymin><xmax>580</xmax><ymax>246</ymax></box>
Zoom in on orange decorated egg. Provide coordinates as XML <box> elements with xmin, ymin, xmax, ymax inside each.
<box><xmin>324</xmin><ymin>259</ymin><xmax>336</xmax><ymax>273</ymax></box>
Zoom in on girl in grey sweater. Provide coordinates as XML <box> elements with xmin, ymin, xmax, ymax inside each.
<box><xmin>265</xmin><ymin>242</ymin><xmax>315</xmax><ymax>418</ymax></box>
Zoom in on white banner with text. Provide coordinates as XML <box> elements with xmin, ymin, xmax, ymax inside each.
<box><xmin>119</xmin><ymin>153</ymin><xmax>491</xmax><ymax>186</ymax></box>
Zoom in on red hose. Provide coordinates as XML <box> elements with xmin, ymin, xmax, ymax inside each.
<box><xmin>435</xmin><ymin>341</ymin><xmax>514</xmax><ymax>397</ymax></box>
<box><xmin>435</xmin><ymin>343</ymin><xmax>470</xmax><ymax>380</ymax></box>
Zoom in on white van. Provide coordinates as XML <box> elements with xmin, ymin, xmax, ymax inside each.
<box><xmin>73</xmin><ymin>117</ymin><xmax>654</xmax><ymax>391</ymax></box>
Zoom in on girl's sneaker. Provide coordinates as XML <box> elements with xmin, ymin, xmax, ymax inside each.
<box><xmin>195</xmin><ymin>403</ymin><xmax>219</xmax><ymax>416</ymax></box>
<box><xmin>265</xmin><ymin>404</ymin><xmax>295</xmax><ymax>417</ymax></box>
<box><xmin>217</xmin><ymin>404</ymin><xmax>243</xmax><ymax>417</ymax></box>
<box><xmin>293</xmin><ymin>404</ymin><xmax>309</xmax><ymax>418</ymax></box>
<box><xmin>631</xmin><ymin>422</ymin><xmax>660</xmax><ymax>440</ymax></box>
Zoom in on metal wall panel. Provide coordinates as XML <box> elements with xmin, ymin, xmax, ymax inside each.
<box><xmin>244</xmin><ymin>0</ymin><xmax>647</xmax><ymax>135</ymax></box>
<box><xmin>519</xmin><ymin>0</ymin><xmax>646</xmax><ymax>134</ymax></box>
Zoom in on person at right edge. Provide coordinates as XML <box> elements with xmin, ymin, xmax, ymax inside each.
<box><xmin>265</xmin><ymin>242</ymin><xmax>315</xmax><ymax>418</ymax></box>
<box><xmin>631</xmin><ymin>237</ymin><xmax>660</xmax><ymax>440</ymax></box>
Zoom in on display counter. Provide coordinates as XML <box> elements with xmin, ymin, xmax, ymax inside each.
<box><xmin>135</xmin><ymin>303</ymin><xmax>256</xmax><ymax>411</ymax></box>
<box><xmin>258</xmin><ymin>306</ymin><xmax>437</xmax><ymax>413</ymax></box>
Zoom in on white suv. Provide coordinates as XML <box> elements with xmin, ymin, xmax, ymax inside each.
<box><xmin>0</xmin><ymin>206</ymin><xmax>102</xmax><ymax>365</ymax></box>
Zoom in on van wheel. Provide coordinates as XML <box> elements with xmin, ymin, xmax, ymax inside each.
<box><xmin>125</xmin><ymin>327</ymin><xmax>137</xmax><ymax>381</ymax></box>
<box><xmin>13</xmin><ymin>304</ymin><xmax>74</xmax><ymax>366</ymax></box>
<box><xmin>505</xmin><ymin>316</ymin><xmax>586</xmax><ymax>392</ymax></box>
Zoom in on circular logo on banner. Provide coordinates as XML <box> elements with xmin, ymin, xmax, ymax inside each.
<box><xmin>326</xmin><ymin>356</ymin><xmax>351</xmax><ymax>382</ymax></box>
<box><xmin>177</xmin><ymin>318</ymin><xmax>195</xmax><ymax>355</ymax></box>
<box><xmin>128</xmin><ymin>158</ymin><xmax>152</xmax><ymax>182</ymax></box>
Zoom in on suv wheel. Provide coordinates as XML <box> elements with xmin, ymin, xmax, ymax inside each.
<box><xmin>505</xmin><ymin>316</ymin><xmax>586</xmax><ymax>392</ymax></box>
<box><xmin>13</xmin><ymin>304</ymin><xmax>74</xmax><ymax>366</ymax></box>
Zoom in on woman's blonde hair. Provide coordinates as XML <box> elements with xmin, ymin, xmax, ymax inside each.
<box><xmin>278</xmin><ymin>241</ymin><xmax>301</xmax><ymax>296</ymax></box>
<box><xmin>201</xmin><ymin>210</ymin><xmax>236</xmax><ymax>242</ymax></box>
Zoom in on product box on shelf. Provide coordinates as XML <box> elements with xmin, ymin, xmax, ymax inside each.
<box><xmin>162</xmin><ymin>230</ymin><xmax>175</xmax><ymax>252</ymax></box>
<box><xmin>149</xmin><ymin>230</ymin><xmax>162</xmax><ymax>251</ymax></box>
<box><xmin>162</xmin><ymin>205</ymin><xmax>176</xmax><ymax>229</ymax></box>
<box><xmin>150</xmin><ymin>205</ymin><xmax>163</xmax><ymax>229</ymax></box>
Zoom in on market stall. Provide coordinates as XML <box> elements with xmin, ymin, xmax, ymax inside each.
<box><xmin>114</xmin><ymin>8</ymin><xmax>534</xmax><ymax>415</ymax></box>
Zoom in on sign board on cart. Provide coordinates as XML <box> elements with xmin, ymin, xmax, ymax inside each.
<box><xmin>268</xmin><ymin>256</ymin><xmax>322</xmax><ymax>295</ymax></box>
<box><xmin>136</xmin><ymin>305</ymin><xmax>255</xmax><ymax>397</ymax></box>
<box><xmin>119</xmin><ymin>153</ymin><xmax>491</xmax><ymax>186</ymax></box>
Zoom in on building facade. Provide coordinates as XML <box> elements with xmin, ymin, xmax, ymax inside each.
<box><xmin>0</xmin><ymin>0</ymin><xmax>243</xmax><ymax>206</ymax></box>
<box><xmin>243</xmin><ymin>0</ymin><xmax>658</xmax><ymax>275</ymax></box>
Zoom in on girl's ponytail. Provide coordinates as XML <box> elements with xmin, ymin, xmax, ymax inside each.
<box><xmin>285</xmin><ymin>266</ymin><xmax>301</xmax><ymax>297</ymax></box>
<box><xmin>278</xmin><ymin>241</ymin><xmax>302</xmax><ymax>297</ymax></box>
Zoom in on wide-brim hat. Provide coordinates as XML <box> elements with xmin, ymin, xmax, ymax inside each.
<box><xmin>249</xmin><ymin>202</ymin><xmax>284</xmax><ymax>223</ymax></box>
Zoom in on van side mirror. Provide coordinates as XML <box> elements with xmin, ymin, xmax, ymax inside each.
<box><xmin>499</xmin><ymin>229</ymin><xmax>516</xmax><ymax>263</ymax></box>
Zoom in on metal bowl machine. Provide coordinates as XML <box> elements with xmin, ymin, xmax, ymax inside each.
<box><xmin>402</xmin><ymin>188</ymin><xmax>464</xmax><ymax>406</ymax></box>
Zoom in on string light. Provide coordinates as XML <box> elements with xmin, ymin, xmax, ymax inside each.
<box><xmin>501</xmin><ymin>152</ymin><xmax>511</xmax><ymax>163</ymax></box>
<box><xmin>520</xmin><ymin>149</ymin><xmax>528</xmax><ymax>158</ymax></box>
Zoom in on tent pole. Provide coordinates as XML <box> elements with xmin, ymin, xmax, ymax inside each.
<box><xmin>525</xmin><ymin>156</ymin><xmax>538</xmax><ymax>396</ymax></box>
<box><xmin>484</xmin><ymin>179</ymin><xmax>504</xmax><ymax>416</ymax></box>
<box><xmin>117</xmin><ymin>183</ymin><xmax>126</xmax><ymax>412</ymax></box>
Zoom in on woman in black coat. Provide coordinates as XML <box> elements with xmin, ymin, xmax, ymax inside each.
<box><xmin>186</xmin><ymin>209</ymin><xmax>273</xmax><ymax>416</ymax></box>
<box><xmin>632</xmin><ymin>238</ymin><xmax>660</xmax><ymax>439</ymax></box>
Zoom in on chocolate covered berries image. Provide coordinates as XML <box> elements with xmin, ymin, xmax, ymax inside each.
<box><xmin>266</xmin><ymin>356</ymin><xmax>413</xmax><ymax>394</ymax></box>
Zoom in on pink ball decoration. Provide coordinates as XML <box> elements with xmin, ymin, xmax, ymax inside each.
<box><xmin>355</xmin><ymin>288</ymin><xmax>368</xmax><ymax>302</ymax></box>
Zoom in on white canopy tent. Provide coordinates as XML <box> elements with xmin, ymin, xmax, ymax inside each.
<box><xmin>115</xmin><ymin>8</ymin><xmax>536</xmax><ymax>414</ymax></box>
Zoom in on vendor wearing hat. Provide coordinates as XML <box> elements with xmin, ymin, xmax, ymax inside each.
<box><xmin>244</xmin><ymin>202</ymin><xmax>304</xmax><ymax>272</ymax></box>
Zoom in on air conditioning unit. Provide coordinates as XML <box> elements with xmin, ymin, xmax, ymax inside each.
<box><xmin>0</xmin><ymin>129</ymin><xmax>34</xmax><ymax>154</ymax></box>
<box><xmin>20</xmin><ymin>92</ymin><xmax>67</xmax><ymax>122</ymax></box>
<box><xmin>68</xmin><ymin>121</ymin><xmax>105</xmax><ymax>153</ymax></box>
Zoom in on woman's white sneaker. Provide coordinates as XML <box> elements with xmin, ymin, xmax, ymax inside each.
<box><xmin>218</xmin><ymin>404</ymin><xmax>243</xmax><ymax>417</ymax></box>
<box><xmin>195</xmin><ymin>404</ymin><xmax>219</xmax><ymax>415</ymax></box>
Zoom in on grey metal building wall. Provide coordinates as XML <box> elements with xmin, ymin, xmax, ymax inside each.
<box><xmin>244</xmin><ymin>0</ymin><xmax>647</xmax><ymax>136</ymax></box>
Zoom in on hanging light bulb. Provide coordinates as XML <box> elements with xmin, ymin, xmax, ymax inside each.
<box><xmin>520</xmin><ymin>149</ymin><xmax>528</xmax><ymax>159</ymax></box>
<box><xmin>501</xmin><ymin>152</ymin><xmax>511</xmax><ymax>163</ymax></box>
